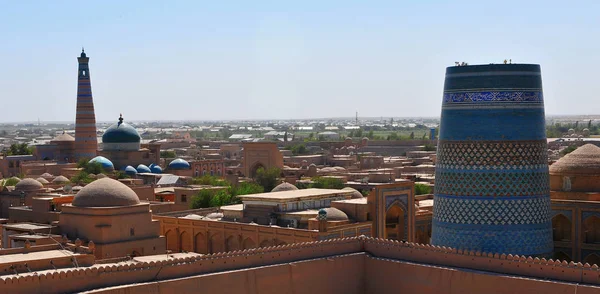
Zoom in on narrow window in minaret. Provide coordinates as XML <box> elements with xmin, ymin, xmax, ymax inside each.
<box><xmin>82</xmin><ymin>70</ymin><xmax>86</xmax><ymax>76</ymax></box>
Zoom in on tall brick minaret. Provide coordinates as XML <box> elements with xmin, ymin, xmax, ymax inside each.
<box><xmin>74</xmin><ymin>48</ymin><xmax>98</xmax><ymax>160</ymax></box>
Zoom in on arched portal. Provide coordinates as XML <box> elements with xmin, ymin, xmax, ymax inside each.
<box><xmin>553</xmin><ymin>251</ymin><xmax>572</xmax><ymax>263</ymax></box>
<box><xmin>226</xmin><ymin>235</ymin><xmax>240</xmax><ymax>251</ymax></box>
<box><xmin>584</xmin><ymin>253</ymin><xmax>600</xmax><ymax>266</ymax></box>
<box><xmin>195</xmin><ymin>233</ymin><xmax>208</xmax><ymax>254</ymax></box>
<box><xmin>250</xmin><ymin>163</ymin><xmax>265</xmax><ymax>178</ymax></box>
<box><xmin>552</xmin><ymin>214</ymin><xmax>572</xmax><ymax>241</ymax></box>
<box><xmin>242</xmin><ymin>237</ymin><xmax>256</xmax><ymax>249</ymax></box>
<box><xmin>385</xmin><ymin>204</ymin><xmax>405</xmax><ymax>241</ymax></box>
<box><xmin>584</xmin><ymin>216</ymin><xmax>600</xmax><ymax>244</ymax></box>
<box><xmin>180</xmin><ymin>231</ymin><xmax>192</xmax><ymax>253</ymax></box>
<box><xmin>165</xmin><ymin>230</ymin><xmax>178</xmax><ymax>253</ymax></box>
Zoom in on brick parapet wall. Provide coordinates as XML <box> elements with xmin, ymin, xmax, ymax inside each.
<box><xmin>364</xmin><ymin>237</ymin><xmax>600</xmax><ymax>285</ymax></box>
<box><xmin>3</xmin><ymin>236</ymin><xmax>600</xmax><ymax>293</ymax></box>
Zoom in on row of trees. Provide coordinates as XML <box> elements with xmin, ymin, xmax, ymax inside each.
<box><xmin>160</xmin><ymin>150</ymin><xmax>177</xmax><ymax>158</ymax></box>
<box><xmin>4</xmin><ymin>143</ymin><xmax>33</xmax><ymax>156</ymax></box>
<box><xmin>190</xmin><ymin>176</ymin><xmax>265</xmax><ymax>209</ymax></box>
<box><xmin>295</xmin><ymin>177</ymin><xmax>345</xmax><ymax>189</ymax></box>
<box><xmin>284</xmin><ymin>144</ymin><xmax>309</xmax><ymax>155</ymax></box>
<box><xmin>546</xmin><ymin>121</ymin><xmax>599</xmax><ymax>138</ymax></box>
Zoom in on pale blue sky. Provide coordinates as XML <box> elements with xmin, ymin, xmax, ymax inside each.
<box><xmin>1</xmin><ymin>0</ymin><xmax>599</xmax><ymax>122</ymax></box>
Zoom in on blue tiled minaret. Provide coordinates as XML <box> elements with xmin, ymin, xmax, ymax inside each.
<box><xmin>431</xmin><ymin>64</ymin><xmax>553</xmax><ymax>256</ymax></box>
<box><xmin>74</xmin><ymin>48</ymin><xmax>98</xmax><ymax>160</ymax></box>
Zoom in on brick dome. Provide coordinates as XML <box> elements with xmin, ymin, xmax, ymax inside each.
<box><xmin>51</xmin><ymin>131</ymin><xmax>75</xmax><ymax>142</ymax></box>
<box><xmin>550</xmin><ymin>144</ymin><xmax>600</xmax><ymax>176</ymax></box>
<box><xmin>272</xmin><ymin>182</ymin><xmax>298</xmax><ymax>192</ymax></box>
<box><xmin>52</xmin><ymin>176</ymin><xmax>70</xmax><ymax>184</ymax></box>
<box><xmin>342</xmin><ymin>187</ymin><xmax>363</xmax><ymax>199</ymax></box>
<box><xmin>15</xmin><ymin>178</ymin><xmax>43</xmax><ymax>191</ymax></box>
<box><xmin>72</xmin><ymin>178</ymin><xmax>140</xmax><ymax>207</ymax></box>
<box><xmin>36</xmin><ymin>177</ymin><xmax>50</xmax><ymax>184</ymax></box>
<box><xmin>321</xmin><ymin>207</ymin><xmax>348</xmax><ymax>221</ymax></box>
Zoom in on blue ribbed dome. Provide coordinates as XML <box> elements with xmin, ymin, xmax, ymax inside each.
<box><xmin>136</xmin><ymin>164</ymin><xmax>151</xmax><ymax>173</ymax></box>
<box><xmin>102</xmin><ymin>115</ymin><xmax>141</xmax><ymax>144</ymax></box>
<box><xmin>168</xmin><ymin>158</ymin><xmax>190</xmax><ymax>170</ymax></box>
<box><xmin>89</xmin><ymin>156</ymin><xmax>114</xmax><ymax>171</ymax></box>
<box><xmin>150</xmin><ymin>165</ymin><xmax>162</xmax><ymax>174</ymax></box>
<box><xmin>124</xmin><ymin>165</ymin><xmax>138</xmax><ymax>176</ymax></box>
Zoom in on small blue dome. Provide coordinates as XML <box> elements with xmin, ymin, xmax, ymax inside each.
<box><xmin>89</xmin><ymin>156</ymin><xmax>114</xmax><ymax>171</ymax></box>
<box><xmin>168</xmin><ymin>158</ymin><xmax>190</xmax><ymax>170</ymax></box>
<box><xmin>124</xmin><ymin>165</ymin><xmax>138</xmax><ymax>176</ymax></box>
<box><xmin>136</xmin><ymin>164</ymin><xmax>151</xmax><ymax>173</ymax></box>
<box><xmin>102</xmin><ymin>115</ymin><xmax>141</xmax><ymax>144</ymax></box>
<box><xmin>150</xmin><ymin>165</ymin><xmax>162</xmax><ymax>174</ymax></box>
<box><xmin>149</xmin><ymin>163</ymin><xmax>156</xmax><ymax>168</ymax></box>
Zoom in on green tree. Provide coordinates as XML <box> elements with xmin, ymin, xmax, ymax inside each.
<box><xmin>85</xmin><ymin>162</ymin><xmax>105</xmax><ymax>174</ymax></box>
<box><xmin>308</xmin><ymin>133</ymin><xmax>314</xmax><ymax>140</ymax></box>
<box><xmin>415</xmin><ymin>183</ymin><xmax>432</xmax><ymax>195</ymax></box>
<box><xmin>190</xmin><ymin>189</ymin><xmax>214</xmax><ymax>209</ymax></box>
<box><xmin>6</xmin><ymin>143</ymin><xmax>32</xmax><ymax>156</ymax></box>
<box><xmin>220</xmin><ymin>128</ymin><xmax>233</xmax><ymax>139</ymax></box>
<box><xmin>409</xmin><ymin>132</ymin><xmax>415</xmax><ymax>139</ymax></box>
<box><xmin>286</xmin><ymin>144</ymin><xmax>308</xmax><ymax>155</ymax></box>
<box><xmin>368</xmin><ymin>130</ymin><xmax>374</xmax><ymax>139</ymax></box>
<box><xmin>295</xmin><ymin>181</ymin><xmax>311</xmax><ymax>189</ymax></box>
<box><xmin>233</xmin><ymin>182</ymin><xmax>264</xmax><ymax>196</ymax></box>
<box><xmin>254</xmin><ymin>167</ymin><xmax>280</xmax><ymax>192</ymax></box>
<box><xmin>192</xmin><ymin>175</ymin><xmax>229</xmax><ymax>186</ymax></box>
<box><xmin>560</xmin><ymin>145</ymin><xmax>578</xmax><ymax>156</ymax></box>
<box><xmin>310</xmin><ymin>177</ymin><xmax>344</xmax><ymax>189</ymax></box>
<box><xmin>160</xmin><ymin>150</ymin><xmax>177</xmax><ymax>158</ymax></box>
<box><xmin>355</xmin><ymin>128</ymin><xmax>363</xmax><ymax>138</ymax></box>
<box><xmin>209</xmin><ymin>190</ymin><xmax>228</xmax><ymax>207</ymax></box>
<box><xmin>70</xmin><ymin>171</ymin><xmax>94</xmax><ymax>185</ymax></box>
<box><xmin>76</xmin><ymin>158</ymin><xmax>89</xmax><ymax>168</ymax></box>
<box><xmin>114</xmin><ymin>171</ymin><xmax>130</xmax><ymax>179</ymax></box>
<box><xmin>3</xmin><ymin>177</ymin><xmax>20</xmax><ymax>186</ymax></box>
<box><xmin>75</xmin><ymin>159</ymin><xmax>105</xmax><ymax>175</ymax></box>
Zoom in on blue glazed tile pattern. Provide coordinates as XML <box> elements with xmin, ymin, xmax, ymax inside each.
<box><xmin>438</xmin><ymin>108</ymin><xmax>547</xmax><ymax>141</ymax></box>
<box><xmin>434</xmin><ymin>170</ymin><xmax>550</xmax><ymax>197</ymax></box>
<box><xmin>443</xmin><ymin>91</ymin><xmax>543</xmax><ymax>104</ymax></box>
<box><xmin>433</xmin><ymin>195</ymin><xmax>551</xmax><ymax>225</ymax></box>
<box><xmin>436</xmin><ymin>141</ymin><xmax>548</xmax><ymax>170</ymax></box>
<box><xmin>432</xmin><ymin>220</ymin><xmax>553</xmax><ymax>256</ymax></box>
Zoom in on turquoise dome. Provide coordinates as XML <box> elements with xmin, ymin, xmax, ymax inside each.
<box><xmin>102</xmin><ymin>115</ymin><xmax>141</xmax><ymax>144</ymax></box>
<box><xmin>89</xmin><ymin>156</ymin><xmax>114</xmax><ymax>171</ymax></box>
<box><xmin>124</xmin><ymin>165</ymin><xmax>137</xmax><ymax>176</ymax></box>
<box><xmin>168</xmin><ymin>158</ymin><xmax>190</xmax><ymax>170</ymax></box>
<box><xmin>150</xmin><ymin>165</ymin><xmax>162</xmax><ymax>174</ymax></box>
<box><xmin>136</xmin><ymin>164</ymin><xmax>151</xmax><ymax>173</ymax></box>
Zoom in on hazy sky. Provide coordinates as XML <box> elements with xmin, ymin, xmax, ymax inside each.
<box><xmin>1</xmin><ymin>0</ymin><xmax>599</xmax><ymax>122</ymax></box>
